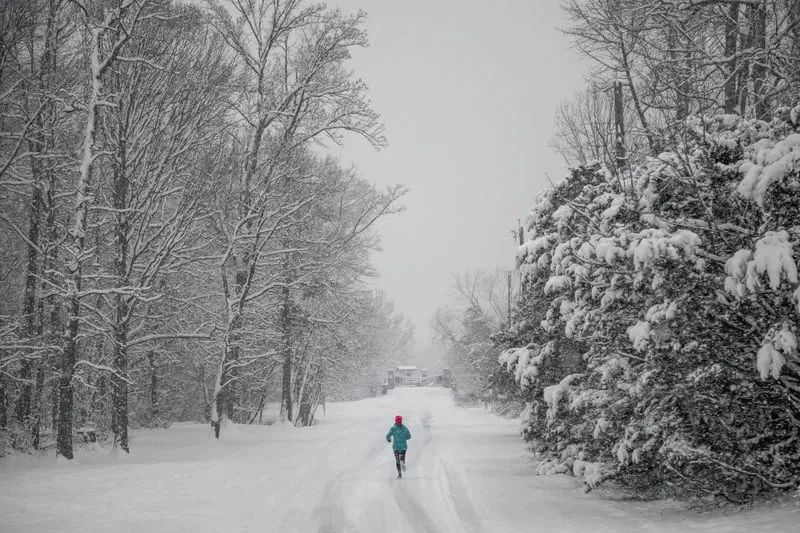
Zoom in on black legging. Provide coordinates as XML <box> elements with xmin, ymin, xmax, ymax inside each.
<box><xmin>393</xmin><ymin>449</ymin><xmax>407</xmax><ymax>473</ymax></box>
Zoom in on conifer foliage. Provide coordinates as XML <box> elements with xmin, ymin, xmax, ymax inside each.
<box><xmin>502</xmin><ymin>109</ymin><xmax>800</xmax><ymax>500</ymax></box>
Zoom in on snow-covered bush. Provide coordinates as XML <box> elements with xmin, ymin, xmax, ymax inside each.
<box><xmin>501</xmin><ymin>110</ymin><xmax>800</xmax><ymax>501</ymax></box>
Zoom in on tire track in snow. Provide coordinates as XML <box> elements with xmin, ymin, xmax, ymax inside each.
<box><xmin>316</xmin><ymin>404</ymin><xmax>447</xmax><ymax>532</ymax></box>
<box><xmin>393</xmin><ymin>482</ymin><xmax>440</xmax><ymax>533</ymax></box>
<box><xmin>315</xmin><ymin>489</ymin><xmax>349</xmax><ymax>533</ymax></box>
<box><xmin>402</xmin><ymin>408</ymin><xmax>485</xmax><ymax>533</ymax></box>
<box><xmin>315</xmin><ymin>416</ymin><xmax>400</xmax><ymax>532</ymax></box>
<box><xmin>314</xmin><ymin>419</ymin><xmax>372</xmax><ymax>533</ymax></box>
<box><xmin>315</xmin><ymin>460</ymin><xmax>356</xmax><ymax>533</ymax></box>
<box><xmin>440</xmin><ymin>460</ymin><xmax>488</xmax><ymax>533</ymax></box>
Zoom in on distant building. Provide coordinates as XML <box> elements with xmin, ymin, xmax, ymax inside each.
<box><xmin>396</xmin><ymin>365</ymin><xmax>420</xmax><ymax>376</ymax></box>
<box><xmin>393</xmin><ymin>366</ymin><xmax>423</xmax><ymax>386</ymax></box>
<box><xmin>387</xmin><ymin>366</ymin><xmax>444</xmax><ymax>387</ymax></box>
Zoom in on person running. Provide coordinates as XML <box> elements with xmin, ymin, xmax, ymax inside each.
<box><xmin>386</xmin><ymin>415</ymin><xmax>411</xmax><ymax>478</ymax></box>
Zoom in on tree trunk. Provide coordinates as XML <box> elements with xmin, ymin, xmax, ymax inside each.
<box><xmin>199</xmin><ymin>364</ymin><xmax>209</xmax><ymax>423</ymax></box>
<box><xmin>50</xmin><ymin>379</ymin><xmax>58</xmax><ymax>434</ymax></box>
<box><xmin>227</xmin><ymin>271</ymin><xmax>246</xmax><ymax>423</ymax></box>
<box><xmin>613</xmin><ymin>80</ymin><xmax>626</xmax><ymax>171</ymax></box>
<box><xmin>40</xmin><ymin>99</ymin><xmax>62</xmax><ymax>449</ymax></box>
<box><xmin>58</xmin><ymin>22</ymin><xmax>106</xmax><ymax>460</ymax></box>
<box><xmin>723</xmin><ymin>3</ymin><xmax>740</xmax><ymax>113</ymax></box>
<box><xmin>20</xmin><ymin>0</ymin><xmax>62</xmax><ymax>438</ymax></box>
<box><xmin>211</xmin><ymin>355</ymin><xmax>224</xmax><ymax>438</ymax></box>
<box><xmin>293</xmin><ymin>354</ymin><xmax>311</xmax><ymax>426</ymax></box>
<box><xmin>790</xmin><ymin>0</ymin><xmax>800</xmax><ymax>91</ymax></box>
<box><xmin>678</xmin><ymin>58</ymin><xmax>691</xmax><ymax>119</ymax></box>
<box><xmin>110</xmin><ymin>109</ymin><xmax>130</xmax><ymax>453</ymax></box>
<box><xmin>16</xmin><ymin>175</ymin><xmax>41</xmax><ymax>424</ymax></box>
<box><xmin>295</xmin><ymin>364</ymin><xmax>324</xmax><ymax>427</ymax></box>
<box><xmin>667</xmin><ymin>24</ymin><xmax>689</xmax><ymax>123</ymax></box>
<box><xmin>44</xmin><ymin>265</ymin><xmax>62</xmax><ymax>441</ymax></box>
<box><xmin>619</xmin><ymin>41</ymin><xmax>656</xmax><ymax>154</ymax></box>
<box><xmin>248</xmin><ymin>391</ymin><xmax>266</xmax><ymax>424</ymax></box>
<box><xmin>148</xmin><ymin>350</ymin><xmax>158</xmax><ymax>422</ymax></box>
<box><xmin>57</xmin><ymin>303</ymin><xmax>78</xmax><ymax>459</ymax></box>
<box><xmin>738</xmin><ymin>5</ymin><xmax>755</xmax><ymax>115</ymax></box>
<box><xmin>31</xmin><ymin>363</ymin><xmax>45</xmax><ymax>449</ymax></box>
<box><xmin>17</xmin><ymin>0</ymin><xmax>61</xmax><ymax>430</ymax></box>
<box><xmin>751</xmin><ymin>1</ymin><xmax>768</xmax><ymax>119</ymax></box>
<box><xmin>0</xmin><ymin>373</ymin><xmax>7</xmax><ymax>429</ymax></box>
<box><xmin>110</xmin><ymin>315</ymin><xmax>129</xmax><ymax>452</ymax></box>
<box><xmin>212</xmin><ymin>305</ymin><xmax>241</xmax><ymax>437</ymax></box>
<box><xmin>280</xmin><ymin>283</ymin><xmax>293</xmax><ymax>422</ymax></box>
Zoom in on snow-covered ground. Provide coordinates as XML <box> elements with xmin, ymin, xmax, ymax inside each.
<box><xmin>1</xmin><ymin>387</ymin><xmax>797</xmax><ymax>532</ymax></box>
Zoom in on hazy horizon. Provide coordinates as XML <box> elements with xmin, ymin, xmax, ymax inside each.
<box><xmin>328</xmin><ymin>0</ymin><xmax>589</xmax><ymax>341</ymax></box>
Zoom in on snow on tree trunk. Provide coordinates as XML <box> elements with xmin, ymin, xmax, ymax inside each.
<box><xmin>58</xmin><ymin>20</ymin><xmax>105</xmax><ymax>460</ymax></box>
<box><xmin>17</xmin><ymin>0</ymin><xmax>62</xmax><ymax>436</ymax></box>
<box><xmin>280</xmin><ymin>283</ymin><xmax>293</xmax><ymax>423</ymax></box>
<box><xmin>0</xmin><ymin>380</ymin><xmax>7</xmax><ymax>429</ymax></box>
<box><xmin>110</xmin><ymin>311</ymin><xmax>129</xmax><ymax>453</ymax></box>
<box><xmin>210</xmin><ymin>357</ymin><xmax>224</xmax><ymax>439</ymax></box>
<box><xmin>211</xmin><ymin>283</ymin><xmax>244</xmax><ymax>438</ymax></box>
<box><xmin>751</xmin><ymin>2</ymin><xmax>769</xmax><ymax>120</ymax></box>
<box><xmin>58</xmin><ymin>2</ymin><xmax>140</xmax><ymax>458</ymax></box>
<box><xmin>109</xmin><ymin>99</ymin><xmax>130</xmax><ymax>452</ymax></box>
<box><xmin>17</xmin><ymin>178</ymin><xmax>41</xmax><ymax>425</ymax></box>
<box><xmin>148</xmin><ymin>351</ymin><xmax>158</xmax><ymax>422</ymax></box>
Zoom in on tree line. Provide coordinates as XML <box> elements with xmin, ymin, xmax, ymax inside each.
<box><xmin>0</xmin><ymin>0</ymin><xmax>410</xmax><ymax>459</ymax></box>
<box><xmin>553</xmin><ymin>0</ymin><xmax>800</xmax><ymax>170</ymax></box>
<box><xmin>442</xmin><ymin>0</ymin><xmax>800</xmax><ymax>502</ymax></box>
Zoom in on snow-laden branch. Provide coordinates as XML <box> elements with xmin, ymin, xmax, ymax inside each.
<box><xmin>126</xmin><ymin>329</ymin><xmax>213</xmax><ymax>349</ymax></box>
<box><xmin>74</xmin><ymin>360</ymin><xmax>134</xmax><ymax>385</ymax></box>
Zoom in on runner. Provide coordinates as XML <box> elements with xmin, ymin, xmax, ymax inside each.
<box><xmin>386</xmin><ymin>415</ymin><xmax>411</xmax><ymax>478</ymax></box>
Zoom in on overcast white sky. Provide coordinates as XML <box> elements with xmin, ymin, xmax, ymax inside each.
<box><xmin>328</xmin><ymin>1</ymin><xmax>589</xmax><ymax>340</ymax></box>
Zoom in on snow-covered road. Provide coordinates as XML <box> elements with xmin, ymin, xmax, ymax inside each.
<box><xmin>1</xmin><ymin>387</ymin><xmax>796</xmax><ymax>532</ymax></box>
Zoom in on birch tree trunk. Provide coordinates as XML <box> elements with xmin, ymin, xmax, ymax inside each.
<box><xmin>58</xmin><ymin>2</ymin><xmax>141</xmax><ymax>459</ymax></box>
<box><xmin>57</xmin><ymin>21</ymin><xmax>104</xmax><ymax>459</ymax></box>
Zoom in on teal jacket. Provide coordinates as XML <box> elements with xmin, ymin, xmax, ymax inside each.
<box><xmin>386</xmin><ymin>424</ymin><xmax>411</xmax><ymax>451</ymax></box>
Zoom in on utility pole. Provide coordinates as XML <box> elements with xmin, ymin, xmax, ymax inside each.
<box><xmin>506</xmin><ymin>219</ymin><xmax>523</xmax><ymax>329</ymax></box>
<box><xmin>507</xmin><ymin>270</ymin><xmax>512</xmax><ymax>328</ymax></box>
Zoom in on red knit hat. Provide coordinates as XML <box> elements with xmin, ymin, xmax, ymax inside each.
<box><xmin>395</xmin><ymin>415</ymin><xmax>403</xmax><ymax>424</ymax></box>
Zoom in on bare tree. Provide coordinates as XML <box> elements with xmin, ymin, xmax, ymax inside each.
<box><xmin>551</xmin><ymin>86</ymin><xmax>616</xmax><ymax>168</ymax></box>
<box><xmin>204</xmin><ymin>0</ymin><xmax>385</xmax><ymax>437</ymax></box>
<box><xmin>277</xmin><ymin>163</ymin><xmax>404</xmax><ymax>425</ymax></box>
<box><xmin>563</xmin><ymin>0</ymin><xmax>657</xmax><ymax>155</ymax></box>
<box><xmin>0</xmin><ymin>0</ymin><xmax>406</xmax><ymax>457</ymax></box>
<box><xmin>561</xmin><ymin>0</ymin><xmax>800</xmax><ymax>164</ymax></box>
<box><xmin>56</xmin><ymin>0</ymin><xmax>156</xmax><ymax>460</ymax></box>
<box><xmin>95</xmin><ymin>5</ymin><xmax>231</xmax><ymax>452</ymax></box>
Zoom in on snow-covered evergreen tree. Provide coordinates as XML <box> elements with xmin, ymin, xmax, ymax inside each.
<box><xmin>503</xmin><ymin>109</ymin><xmax>800</xmax><ymax>500</ymax></box>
